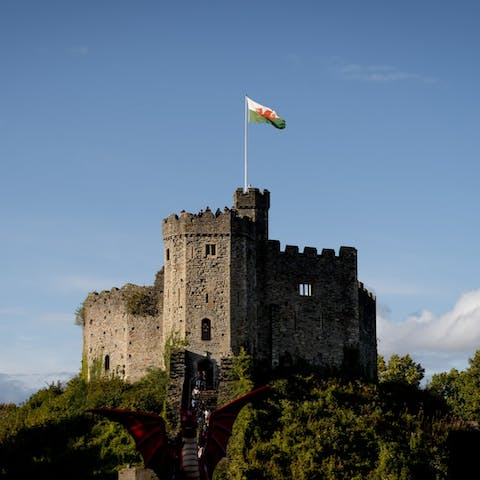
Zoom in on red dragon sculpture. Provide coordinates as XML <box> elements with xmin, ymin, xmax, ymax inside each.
<box><xmin>88</xmin><ymin>385</ymin><xmax>270</xmax><ymax>480</ymax></box>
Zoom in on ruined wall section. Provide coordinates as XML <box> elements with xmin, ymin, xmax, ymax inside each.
<box><xmin>262</xmin><ymin>242</ymin><xmax>362</xmax><ymax>373</ymax></box>
<box><xmin>83</xmin><ymin>283</ymin><xmax>164</xmax><ymax>382</ymax></box>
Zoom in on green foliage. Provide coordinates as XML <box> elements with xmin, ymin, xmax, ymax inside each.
<box><xmin>163</xmin><ymin>332</ymin><xmax>188</xmax><ymax>373</ymax></box>
<box><xmin>217</xmin><ymin>347</ymin><xmax>254</xmax><ymax>406</ymax></box>
<box><xmin>428</xmin><ymin>349</ymin><xmax>480</xmax><ymax>422</ymax></box>
<box><xmin>428</xmin><ymin>369</ymin><xmax>461</xmax><ymax>406</ymax></box>
<box><xmin>221</xmin><ymin>376</ymin><xmax>453</xmax><ymax>480</ymax></box>
<box><xmin>125</xmin><ymin>287</ymin><xmax>158</xmax><ymax>316</ymax></box>
<box><xmin>75</xmin><ymin>304</ymin><xmax>85</xmax><ymax>326</ymax></box>
<box><xmin>4</xmin><ymin>351</ymin><xmax>480</xmax><ymax>479</ymax></box>
<box><xmin>378</xmin><ymin>354</ymin><xmax>425</xmax><ymax>388</ymax></box>
<box><xmin>0</xmin><ymin>369</ymin><xmax>168</xmax><ymax>479</ymax></box>
<box><xmin>88</xmin><ymin>357</ymin><xmax>104</xmax><ymax>381</ymax></box>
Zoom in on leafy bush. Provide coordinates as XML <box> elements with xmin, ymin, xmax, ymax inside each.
<box><xmin>125</xmin><ymin>287</ymin><xmax>158</xmax><ymax>316</ymax></box>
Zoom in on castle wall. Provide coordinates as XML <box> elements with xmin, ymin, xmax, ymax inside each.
<box><xmin>358</xmin><ymin>282</ymin><xmax>377</xmax><ymax>379</ymax></box>
<box><xmin>83</xmin><ymin>284</ymin><xmax>164</xmax><ymax>382</ymax></box>
<box><xmin>259</xmin><ymin>242</ymin><xmax>364</xmax><ymax>373</ymax></box>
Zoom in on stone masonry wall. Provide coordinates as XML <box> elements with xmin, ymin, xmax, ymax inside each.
<box><xmin>358</xmin><ymin>282</ymin><xmax>377</xmax><ymax>379</ymax></box>
<box><xmin>229</xmin><ymin>218</ymin><xmax>257</xmax><ymax>357</ymax></box>
<box><xmin>162</xmin><ymin>208</ymin><xmax>254</xmax><ymax>363</ymax></box>
<box><xmin>83</xmin><ymin>283</ymin><xmax>164</xmax><ymax>382</ymax></box>
<box><xmin>259</xmin><ymin>242</ymin><xmax>364</xmax><ymax>374</ymax></box>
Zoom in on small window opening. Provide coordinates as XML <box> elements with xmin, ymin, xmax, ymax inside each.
<box><xmin>104</xmin><ymin>354</ymin><xmax>110</xmax><ymax>371</ymax></box>
<box><xmin>205</xmin><ymin>244</ymin><xmax>216</xmax><ymax>256</ymax></box>
<box><xmin>299</xmin><ymin>283</ymin><xmax>312</xmax><ymax>296</ymax></box>
<box><xmin>201</xmin><ymin>318</ymin><xmax>211</xmax><ymax>340</ymax></box>
<box><xmin>205</xmin><ymin>293</ymin><xmax>209</xmax><ymax>303</ymax></box>
<box><xmin>166</xmin><ymin>248</ymin><xmax>170</xmax><ymax>261</ymax></box>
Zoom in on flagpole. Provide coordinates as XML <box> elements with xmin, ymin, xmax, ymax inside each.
<box><xmin>244</xmin><ymin>95</ymin><xmax>248</xmax><ymax>193</ymax></box>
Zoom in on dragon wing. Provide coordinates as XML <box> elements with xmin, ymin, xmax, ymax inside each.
<box><xmin>198</xmin><ymin>385</ymin><xmax>270</xmax><ymax>480</ymax></box>
<box><xmin>87</xmin><ymin>408</ymin><xmax>176</xmax><ymax>480</ymax></box>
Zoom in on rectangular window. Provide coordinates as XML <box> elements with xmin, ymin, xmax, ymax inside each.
<box><xmin>205</xmin><ymin>244</ymin><xmax>216</xmax><ymax>256</ymax></box>
<box><xmin>299</xmin><ymin>283</ymin><xmax>312</xmax><ymax>296</ymax></box>
<box><xmin>166</xmin><ymin>248</ymin><xmax>170</xmax><ymax>261</ymax></box>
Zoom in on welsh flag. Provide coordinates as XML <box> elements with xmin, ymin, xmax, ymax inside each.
<box><xmin>246</xmin><ymin>96</ymin><xmax>286</xmax><ymax>129</ymax></box>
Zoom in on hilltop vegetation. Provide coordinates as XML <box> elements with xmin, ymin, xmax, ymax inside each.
<box><xmin>1</xmin><ymin>353</ymin><xmax>480</xmax><ymax>479</ymax></box>
<box><xmin>0</xmin><ymin>369</ymin><xmax>168</xmax><ymax>479</ymax></box>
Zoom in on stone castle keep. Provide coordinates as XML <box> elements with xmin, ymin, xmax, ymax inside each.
<box><xmin>82</xmin><ymin>187</ymin><xmax>377</xmax><ymax>392</ymax></box>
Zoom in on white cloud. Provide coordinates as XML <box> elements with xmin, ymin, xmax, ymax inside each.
<box><xmin>377</xmin><ymin>289</ymin><xmax>480</xmax><ymax>374</ymax></box>
<box><xmin>339</xmin><ymin>63</ymin><xmax>437</xmax><ymax>83</ymax></box>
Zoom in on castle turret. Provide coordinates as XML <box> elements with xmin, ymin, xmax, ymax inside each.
<box><xmin>234</xmin><ymin>187</ymin><xmax>270</xmax><ymax>241</ymax></box>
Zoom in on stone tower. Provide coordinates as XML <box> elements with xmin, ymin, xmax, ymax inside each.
<box><xmin>160</xmin><ymin>188</ymin><xmax>270</xmax><ymax>383</ymax></box>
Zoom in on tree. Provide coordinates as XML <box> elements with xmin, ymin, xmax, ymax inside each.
<box><xmin>427</xmin><ymin>369</ymin><xmax>460</xmax><ymax>404</ymax></box>
<box><xmin>378</xmin><ymin>354</ymin><xmax>425</xmax><ymax>388</ymax></box>
<box><xmin>428</xmin><ymin>350</ymin><xmax>480</xmax><ymax>422</ymax></box>
<box><xmin>452</xmin><ymin>350</ymin><xmax>480</xmax><ymax>421</ymax></box>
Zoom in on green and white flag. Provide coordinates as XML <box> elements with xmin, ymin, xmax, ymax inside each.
<box><xmin>246</xmin><ymin>96</ymin><xmax>286</xmax><ymax>129</ymax></box>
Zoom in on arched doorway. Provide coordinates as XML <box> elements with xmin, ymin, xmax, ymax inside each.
<box><xmin>197</xmin><ymin>357</ymin><xmax>215</xmax><ymax>390</ymax></box>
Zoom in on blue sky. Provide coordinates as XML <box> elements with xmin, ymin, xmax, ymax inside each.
<box><xmin>1</xmin><ymin>1</ymin><xmax>480</xmax><ymax>403</ymax></box>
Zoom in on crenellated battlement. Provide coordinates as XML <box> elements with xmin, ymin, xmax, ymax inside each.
<box><xmin>234</xmin><ymin>187</ymin><xmax>270</xmax><ymax>212</ymax></box>
<box><xmin>163</xmin><ymin>206</ymin><xmax>233</xmax><ymax>223</ymax></box>
<box><xmin>84</xmin><ymin>285</ymin><xmax>129</xmax><ymax>306</ymax></box>
<box><xmin>84</xmin><ymin>283</ymin><xmax>161</xmax><ymax>314</ymax></box>
<box><xmin>162</xmin><ymin>203</ymin><xmax>262</xmax><ymax>241</ymax></box>
<box><xmin>265</xmin><ymin>240</ymin><xmax>357</xmax><ymax>261</ymax></box>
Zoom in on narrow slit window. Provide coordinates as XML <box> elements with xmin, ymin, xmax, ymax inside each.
<box><xmin>299</xmin><ymin>283</ymin><xmax>312</xmax><ymax>296</ymax></box>
<box><xmin>201</xmin><ymin>318</ymin><xmax>211</xmax><ymax>340</ymax></box>
<box><xmin>166</xmin><ymin>248</ymin><xmax>170</xmax><ymax>261</ymax></box>
<box><xmin>104</xmin><ymin>354</ymin><xmax>110</xmax><ymax>371</ymax></box>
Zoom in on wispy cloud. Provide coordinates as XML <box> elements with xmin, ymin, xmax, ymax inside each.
<box><xmin>0</xmin><ymin>307</ymin><xmax>26</xmax><ymax>316</ymax></box>
<box><xmin>0</xmin><ymin>372</ymin><xmax>76</xmax><ymax>404</ymax></box>
<box><xmin>378</xmin><ymin>289</ymin><xmax>480</xmax><ymax>372</ymax></box>
<box><xmin>49</xmin><ymin>274</ymin><xmax>127</xmax><ymax>294</ymax></box>
<box><xmin>67</xmin><ymin>46</ymin><xmax>89</xmax><ymax>57</ymax></box>
<box><xmin>37</xmin><ymin>312</ymin><xmax>75</xmax><ymax>326</ymax></box>
<box><xmin>339</xmin><ymin>63</ymin><xmax>437</xmax><ymax>83</ymax></box>
<box><xmin>365</xmin><ymin>279</ymin><xmax>433</xmax><ymax>297</ymax></box>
